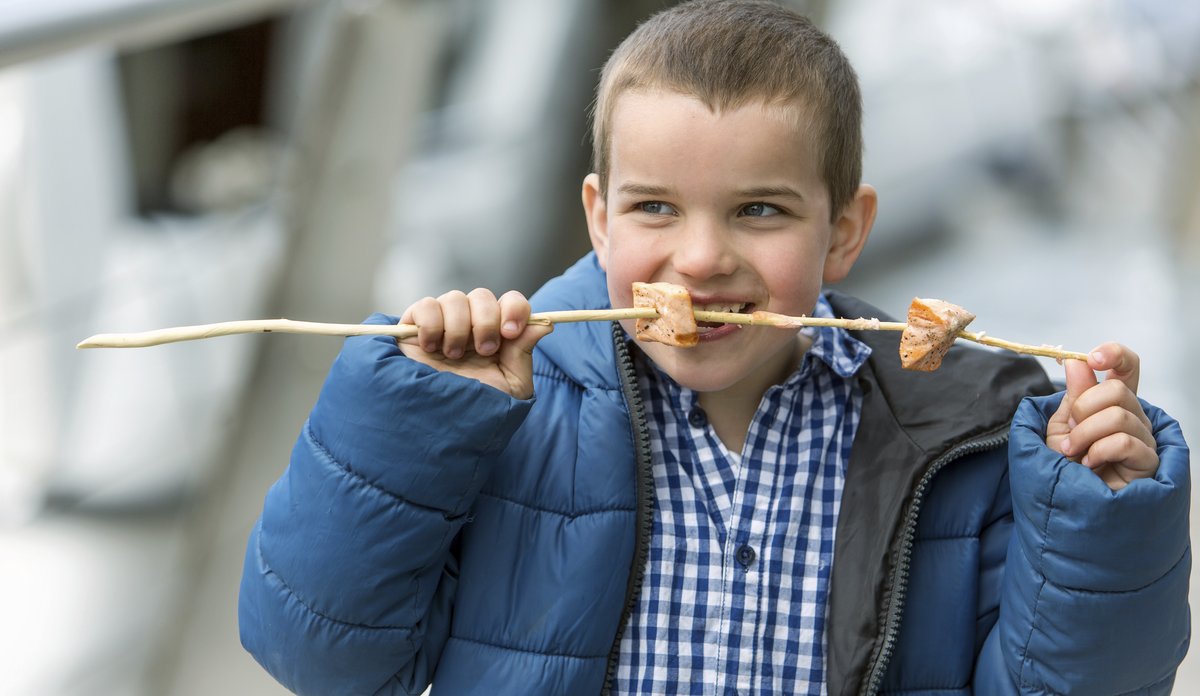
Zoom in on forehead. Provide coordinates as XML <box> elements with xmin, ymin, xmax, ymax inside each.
<box><xmin>607</xmin><ymin>89</ymin><xmax>823</xmax><ymax>189</ymax></box>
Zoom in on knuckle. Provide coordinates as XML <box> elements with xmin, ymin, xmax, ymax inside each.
<box><xmin>500</xmin><ymin>292</ymin><xmax>531</xmax><ymax>316</ymax></box>
<box><xmin>1120</xmin><ymin>408</ymin><xmax>1143</xmax><ymax>431</ymax></box>
<box><xmin>1114</xmin><ymin>432</ymin><xmax>1138</xmax><ymax>455</ymax></box>
<box><xmin>470</xmin><ymin>303</ymin><xmax>501</xmax><ymax>324</ymax></box>
<box><xmin>443</xmin><ymin>321</ymin><xmax>470</xmax><ymax>339</ymax></box>
<box><xmin>1099</xmin><ymin>378</ymin><xmax>1126</xmax><ymax>397</ymax></box>
<box><xmin>468</xmin><ymin>287</ymin><xmax>497</xmax><ymax>302</ymax></box>
<box><xmin>416</xmin><ymin>308</ymin><xmax>443</xmax><ymax>330</ymax></box>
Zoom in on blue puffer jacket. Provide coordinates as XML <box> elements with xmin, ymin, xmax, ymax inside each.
<box><xmin>240</xmin><ymin>254</ymin><xmax>1190</xmax><ymax>695</ymax></box>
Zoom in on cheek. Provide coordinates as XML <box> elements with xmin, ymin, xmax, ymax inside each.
<box><xmin>604</xmin><ymin>230</ymin><xmax>653</xmax><ymax>309</ymax></box>
<box><xmin>759</xmin><ymin>247</ymin><xmax>827</xmax><ymax>313</ymax></box>
<box><xmin>608</xmin><ymin>275</ymin><xmax>633</xmax><ymax>310</ymax></box>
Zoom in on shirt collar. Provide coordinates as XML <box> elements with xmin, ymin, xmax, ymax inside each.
<box><xmin>798</xmin><ymin>293</ymin><xmax>872</xmax><ymax>381</ymax></box>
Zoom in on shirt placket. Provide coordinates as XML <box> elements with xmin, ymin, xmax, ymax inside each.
<box><xmin>738</xmin><ymin>386</ymin><xmax>789</xmax><ymax>695</ymax></box>
<box><xmin>683</xmin><ymin>388</ymin><xmax>779</xmax><ymax>696</ymax></box>
<box><xmin>671</xmin><ymin>388</ymin><xmax>728</xmax><ymax>695</ymax></box>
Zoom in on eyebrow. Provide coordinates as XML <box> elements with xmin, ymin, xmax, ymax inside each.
<box><xmin>616</xmin><ymin>182</ymin><xmax>676</xmax><ymax>197</ymax></box>
<box><xmin>615</xmin><ymin>181</ymin><xmax>806</xmax><ymax>202</ymax></box>
<box><xmin>734</xmin><ymin>185</ymin><xmax>806</xmax><ymax>202</ymax></box>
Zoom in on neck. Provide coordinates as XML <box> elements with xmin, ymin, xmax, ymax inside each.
<box><xmin>698</xmin><ymin>334</ymin><xmax>810</xmax><ymax>453</ymax></box>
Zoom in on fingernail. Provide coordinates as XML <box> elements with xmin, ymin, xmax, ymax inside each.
<box><xmin>1091</xmin><ymin>351</ymin><xmax>1104</xmax><ymax>364</ymax></box>
<box><xmin>1060</xmin><ymin>438</ymin><xmax>1071</xmax><ymax>454</ymax></box>
<box><xmin>503</xmin><ymin>321</ymin><xmax>519</xmax><ymax>334</ymax></box>
<box><xmin>424</xmin><ymin>342</ymin><xmax>438</xmax><ymax>353</ymax></box>
<box><xmin>1081</xmin><ymin>455</ymin><xmax>1090</xmax><ymax>467</ymax></box>
<box><xmin>446</xmin><ymin>348</ymin><xmax>463</xmax><ymax>359</ymax></box>
<box><xmin>479</xmin><ymin>340</ymin><xmax>498</xmax><ymax>355</ymax></box>
<box><xmin>1067</xmin><ymin>417</ymin><xmax>1077</xmax><ymax>429</ymax></box>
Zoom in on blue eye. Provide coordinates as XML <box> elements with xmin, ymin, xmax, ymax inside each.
<box><xmin>637</xmin><ymin>201</ymin><xmax>677</xmax><ymax>216</ymax></box>
<box><xmin>741</xmin><ymin>202</ymin><xmax>781</xmax><ymax>217</ymax></box>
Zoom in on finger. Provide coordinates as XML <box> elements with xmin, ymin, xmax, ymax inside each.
<box><xmin>404</xmin><ymin>296</ymin><xmax>444</xmax><ymax>353</ymax></box>
<box><xmin>1069</xmin><ymin>378</ymin><xmax>1153</xmax><ymax>434</ymax></box>
<box><xmin>498</xmin><ymin>290</ymin><xmax>533</xmax><ymax>340</ymax></box>
<box><xmin>437</xmin><ymin>290</ymin><xmax>472</xmax><ymax>359</ymax></box>
<box><xmin>467</xmin><ymin>288</ymin><xmax>502</xmax><ymax>356</ymax></box>
<box><xmin>1058</xmin><ymin>404</ymin><xmax>1157</xmax><ymax>460</ymax></box>
<box><xmin>1080</xmin><ymin>432</ymin><xmax>1159</xmax><ymax>479</ymax></box>
<box><xmin>1088</xmin><ymin>342</ymin><xmax>1140</xmax><ymax>394</ymax></box>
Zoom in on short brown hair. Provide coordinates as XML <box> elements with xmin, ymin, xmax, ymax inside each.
<box><xmin>591</xmin><ymin>0</ymin><xmax>862</xmax><ymax>219</ymax></box>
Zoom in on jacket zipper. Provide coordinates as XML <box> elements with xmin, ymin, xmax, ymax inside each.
<box><xmin>859</xmin><ymin>428</ymin><xmax>1010</xmax><ymax>696</ymax></box>
<box><xmin>601</xmin><ymin>322</ymin><xmax>656</xmax><ymax>695</ymax></box>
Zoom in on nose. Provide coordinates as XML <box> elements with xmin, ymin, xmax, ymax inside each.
<box><xmin>670</xmin><ymin>217</ymin><xmax>738</xmax><ymax>280</ymax></box>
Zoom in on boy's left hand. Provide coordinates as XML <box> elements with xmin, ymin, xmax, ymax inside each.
<box><xmin>1045</xmin><ymin>343</ymin><xmax>1159</xmax><ymax>491</ymax></box>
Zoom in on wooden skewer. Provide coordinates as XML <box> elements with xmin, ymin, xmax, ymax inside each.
<box><xmin>75</xmin><ymin>310</ymin><xmax>659</xmax><ymax>349</ymax></box>
<box><xmin>955</xmin><ymin>330</ymin><xmax>1088</xmax><ymax>363</ymax></box>
<box><xmin>75</xmin><ymin>308</ymin><xmax>1089</xmax><ymax>362</ymax></box>
<box><xmin>75</xmin><ymin>310</ymin><xmax>650</xmax><ymax>349</ymax></box>
<box><xmin>695</xmin><ymin>310</ymin><xmax>1089</xmax><ymax>362</ymax></box>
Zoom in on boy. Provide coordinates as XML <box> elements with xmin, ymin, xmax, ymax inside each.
<box><xmin>239</xmin><ymin>1</ymin><xmax>1191</xmax><ymax>694</ymax></box>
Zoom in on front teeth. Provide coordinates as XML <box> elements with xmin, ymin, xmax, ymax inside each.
<box><xmin>694</xmin><ymin>302</ymin><xmax>748</xmax><ymax>313</ymax></box>
<box><xmin>695</xmin><ymin>303</ymin><xmax>749</xmax><ymax>334</ymax></box>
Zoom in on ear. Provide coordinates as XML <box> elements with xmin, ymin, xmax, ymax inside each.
<box><xmin>582</xmin><ymin>172</ymin><xmax>610</xmax><ymax>270</ymax></box>
<box><xmin>823</xmin><ymin>184</ymin><xmax>877</xmax><ymax>283</ymax></box>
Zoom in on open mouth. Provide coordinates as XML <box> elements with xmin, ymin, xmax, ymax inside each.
<box><xmin>694</xmin><ymin>302</ymin><xmax>752</xmax><ymax>331</ymax></box>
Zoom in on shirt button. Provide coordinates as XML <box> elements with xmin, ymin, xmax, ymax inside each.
<box><xmin>687</xmin><ymin>407</ymin><xmax>707</xmax><ymax>428</ymax></box>
<box><xmin>736</xmin><ymin>544</ymin><xmax>756</xmax><ymax>568</ymax></box>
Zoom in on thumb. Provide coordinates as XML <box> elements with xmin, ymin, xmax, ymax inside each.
<box><xmin>497</xmin><ymin>323</ymin><xmax>553</xmax><ymax>399</ymax></box>
<box><xmin>509</xmin><ymin>322</ymin><xmax>553</xmax><ymax>356</ymax></box>
<box><xmin>1088</xmin><ymin>342</ymin><xmax>1140</xmax><ymax>394</ymax></box>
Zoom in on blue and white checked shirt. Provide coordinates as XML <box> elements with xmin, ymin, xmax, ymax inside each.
<box><xmin>614</xmin><ymin>294</ymin><xmax>871</xmax><ymax>696</ymax></box>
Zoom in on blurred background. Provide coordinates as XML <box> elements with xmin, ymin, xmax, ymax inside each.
<box><xmin>0</xmin><ymin>0</ymin><xmax>1196</xmax><ymax>693</ymax></box>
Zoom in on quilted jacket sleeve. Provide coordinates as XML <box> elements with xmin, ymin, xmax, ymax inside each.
<box><xmin>975</xmin><ymin>392</ymin><xmax>1191</xmax><ymax>695</ymax></box>
<box><xmin>238</xmin><ymin>315</ymin><xmax>533</xmax><ymax>695</ymax></box>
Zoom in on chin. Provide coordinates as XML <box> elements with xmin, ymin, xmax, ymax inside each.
<box><xmin>651</xmin><ymin>357</ymin><xmax>743</xmax><ymax>393</ymax></box>
<box><xmin>635</xmin><ymin>330</ymin><xmax>800</xmax><ymax>395</ymax></box>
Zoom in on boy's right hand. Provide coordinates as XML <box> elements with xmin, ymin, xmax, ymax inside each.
<box><xmin>397</xmin><ymin>288</ymin><xmax>552</xmax><ymax>400</ymax></box>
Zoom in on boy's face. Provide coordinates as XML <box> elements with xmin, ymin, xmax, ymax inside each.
<box><xmin>583</xmin><ymin>89</ymin><xmax>873</xmax><ymax>395</ymax></box>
